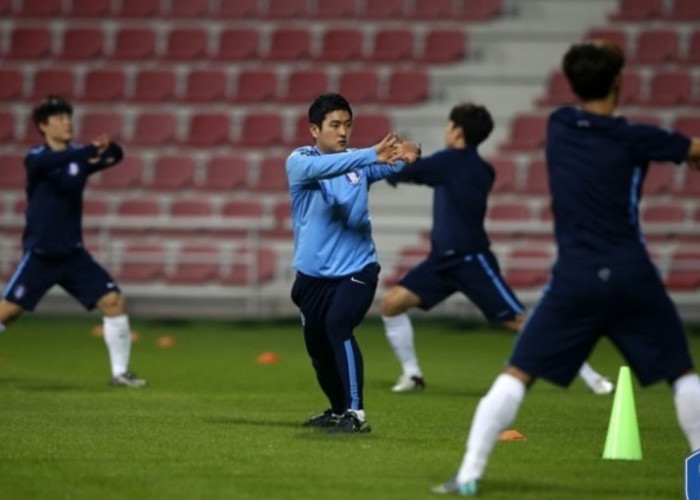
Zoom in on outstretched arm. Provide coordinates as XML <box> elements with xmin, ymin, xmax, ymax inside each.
<box><xmin>25</xmin><ymin>145</ymin><xmax>98</xmax><ymax>180</ymax></box>
<box><xmin>86</xmin><ymin>139</ymin><xmax>124</xmax><ymax>174</ymax></box>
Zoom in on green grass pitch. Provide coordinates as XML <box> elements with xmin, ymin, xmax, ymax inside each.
<box><xmin>0</xmin><ymin>316</ymin><xmax>698</xmax><ymax>500</ymax></box>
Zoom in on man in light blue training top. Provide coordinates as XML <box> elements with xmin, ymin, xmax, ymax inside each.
<box><xmin>286</xmin><ymin>93</ymin><xmax>419</xmax><ymax>433</ymax></box>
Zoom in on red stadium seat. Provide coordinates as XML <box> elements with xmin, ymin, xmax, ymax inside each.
<box><xmin>455</xmin><ymin>0</ymin><xmax>502</xmax><ymax>20</ymax></box>
<box><xmin>352</xmin><ymin>114</ymin><xmax>392</xmax><ymax>147</ymax></box>
<box><xmin>338</xmin><ymin>70</ymin><xmax>379</xmax><ymax>103</ymax></box>
<box><xmin>642</xmin><ymin>164</ymin><xmax>675</xmax><ymax>195</ymax></box>
<box><xmin>488</xmin><ymin>201</ymin><xmax>532</xmax><ymax>221</ymax></box>
<box><xmin>632</xmin><ymin>30</ymin><xmax>679</xmax><ymax>64</ymax></box>
<box><xmin>22</xmin><ymin>117</ymin><xmax>42</xmax><ymax>145</ymax></box>
<box><xmin>92</xmin><ymin>157</ymin><xmax>143</xmax><ymax>190</ymax></box>
<box><xmin>222</xmin><ymin>200</ymin><xmax>264</xmax><ymax>218</ymax></box>
<box><xmin>32</xmin><ymin>69</ymin><xmax>75</xmax><ymax>99</ymax></box>
<box><xmin>168</xmin><ymin>244</ymin><xmax>220</xmax><ymax>284</ymax></box>
<box><xmin>610</xmin><ymin>0</ymin><xmax>663</xmax><ymax>20</ymax></box>
<box><xmin>0</xmin><ymin>69</ymin><xmax>23</xmax><ymax>100</ymax></box>
<box><xmin>13</xmin><ymin>199</ymin><xmax>27</xmax><ymax>215</ymax></box>
<box><xmin>673</xmin><ymin>116</ymin><xmax>700</xmax><ymax>137</ymax></box>
<box><xmin>131</xmin><ymin>113</ymin><xmax>176</xmax><ymax>146</ymax></box>
<box><xmin>667</xmin><ymin>0</ymin><xmax>700</xmax><ymax>19</ymax></box>
<box><xmin>238</xmin><ymin>114</ymin><xmax>284</xmax><ymax>147</ymax></box>
<box><xmin>232</xmin><ymin>70</ymin><xmax>278</xmax><ymax>103</ymax></box>
<box><xmin>83</xmin><ymin>69</ymin><xmax>125</xmax><ymax>102</ymax></box>
<box><xmin>489</xmin><ymin>157</ymin><xmax>517</xmax><ymax>193</ymax></box>
<box><xmin>265</xmin><ymin>0</ymin><xmax>308</xmax><ymax>18</ymax></box>
<box><xmin>133</xmin><ymin>69</ymin><xmax>176</xmax><ymax>102</ymax></box>
<box><xmin>79</xmin><ymin>112</ymin><xmax>123</xmax><ymax>141</ymax></box>
<box><xmin>202</xmin><ymin>157</ymin><xmax>249</xmax><ymax>191</ymax></box>
<box><xmin>291</xmin><ymin>115</ymin><xmax>314</xmax><ymax>147</ymax></box>
<box><xmin>167</xmin><ymin>0</ymin><xmax>210</xmax><ymax>17</ymax></box>
<box><xmin>170</xmin><ymin>199</ymin><xmax>214</xmax><ymax>217</ymax></box>
<box><xmin>313</xmin><ymin>0</ymin><xmax>356</xmax><ymax>18</ymax></box>
<box><xmin>112</xmin><ymin>28</ymin><xmax>156</xmax><ymax>60</ymax></box>
<box><xmin>269</xmin><ymin>200</ymin><xmax>292</xmax><ymax>238</ymax></box>
<box><xmin>117</xmin><ymin>198</ymin><xmax>160</xmax><ymax>216</ymax></box>
<box><xmin>165</xmin><ymin>29</ymin><xmax>208</xmax><ymax>60</ymax></box>
<box><xmin>61</xmin><ymin>28</ymin><xmax>103</xmax><ymax>59</ymax></box>
<box><xmin>0</xmin><ymin>0</ymin><xmax>9</xmax><ymax>15</ymax></box>
<box><xmin>505</xmin><ymin>248</ymin><xmax>552</xmax><ymax>288</ymax></box>
<box><xmin>647</xmin><ymin>70</ymin><xmax>692</xmax><ymax>106</ymax></box>
<box><xmin>585</xmin><ymin>28</ymin><xmax>627</xmax><ymax>50</ymax></box>
<box><xmin>318</xmin><ymin>29</ymin><xmax>364</xmax><ymax>62</ymax></box>
<box><xmin>183</xmin><ymin>70</ymin><xmax>227</xmax><ymax>102</ymax></box>
<box><xmin>642</xmin><ymin>203</ymin><xmax>685</xmax><ymax>223</ymax></box>
<box><xmin>371</xmin><ymin>30</ymin><xmax>414</xmax><ymax>62</ymax></box>
<box><xmin>147</xmin><ymin>157</ymin><xmax>196</xmax><ymax>190</ymax></box>
<box><xmin>266</xmin><ymin>29</ymin><xmax>311</xmax><ymax>60</ymax></box>
<box><xmin>684</xmin><ymin>30</ymin><xmax>700</xmax><ymax>65</ymax></box>
<box><xmin>0</xmin><ymin>155</ymin><xmax>24</xmax><ymax>189</ymax></box>
<box><xmin>117</xmin><ymin>243</ymin><xmax>166</xmax><ymax>283</ymax></box>
<box><xmin>217</xmin><ymin>0</ymin><xmax>258</xmax><ymax>17</ymax></box>
<box><xmin>253</xmin><ymin>157</ymin><xmax>288</xmax><ymax>192</ymax></box>
<box><xmin>0</xmin><ymin>113</ymin><xmax>14</xmax><ymax>142</ymax></box>
<box><xmin>537</xmin><ymin>72</ymin><xmax>576</xmax><ymax>106</ymax></box>
<box><xmin>625</xmin><ymin>113</ymin><xmax>663</xmax><ymax>126</ymax></box>
<box><xmin>284</xmin><ymin>70</ymin><xmax>329</xmax><ymax>103</ymax></box>
<box><xmin>217</xmin><ymin>29</ymin><xmax>259</xmax><ymax>61</ymax></box>
<box><xmin>383</xmin><ymin>70</ymin><xmax>429</xmax><ymax>104</ymax></box>
<box><xmin>362</xmin><ymin>0</ymin><xmax>403</xmax><ymax>18</ymax></box>
<box><xmin>521</xmin><ymin>159</ymin><xmax>548</xmax><ymax>194</ymax></box>
<box><xmin>666</xmin><ymin>251</ymin><xmax>700</xmax><ymax>290</ymax></box>
<box><xmin>221</xmin><ymin>247</ymin><xmax>276</xmax><ymax>286</ymax></box>
<box><xmin>117</xmin><ymin>0</ymin><xmax>159</xmax><ymax>17</ymax></box>
<box><xmin>619</xmin><ymin>71</ymin><xmax>642</xmax><ymax>105</ymax></box>
<box><xmin>83</xmin><ymin>198</ymin><xmax>109</xmax><ymax>216</ymax></box>
<box><xmin>409</xmin><ymin>0</ymin><xmax>453</xmax><ymax>19</ymax></box>
<box><xmin>16</xmin><ymin>0</ymin><xmax>61</xmax><ymax>16</ymax></box>
<box><xmin>8</xmin><ymin>28</ymin><xmax>52</xmax><ymax>59</ymax></box>
<box><xmin>185</xmin><ymin>113</ymin><xmax>231</xmax><ymax>146</ymax></box>
<box><xmin>422</xmin><ymin>30</ymin><xmax>467</xmax><ymax>63</ymax></box>
<box><xmin>66</xmin><ymin>0</ymin><xmax>111</xmax><ymax>17</ymax></box>
<box><xmin>500</xmin><ymin>115</ymin><xmax>547</xmax><ymax>152</ymax></box>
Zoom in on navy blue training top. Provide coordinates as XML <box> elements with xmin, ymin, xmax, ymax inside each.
<box><xmin>547</xmin><ymin>106</ymin><xmax>690</xmax><ymax>264</ymax></box>
<box><xmin>22</xmin><ymin>142</ymin><xmax>123</xmax><ymax>257</ymax></box>
<box><xmin>387</xmin><ymin>147</ymin><xmax>494</xmax><ymax>259</ymax></box>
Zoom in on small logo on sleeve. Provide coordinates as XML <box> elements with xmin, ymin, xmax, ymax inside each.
<box><xmin>68</xmin><ymin>162</ymin><xmax>80</xmax><ymax>176</ymax></box>
<box><xmin>345</xmin><ymin>171</ymin><xmax>361</xmax><ymax>185</ymax></box>
<box><xmin>13</xmin><ymin>285</ymin><xmax>26</xmax><ymax>300</ymax></box>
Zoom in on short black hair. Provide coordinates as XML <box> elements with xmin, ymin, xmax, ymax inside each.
<box><xmin>563</xmin><ymin>41</ymin><xmax>625</xmax><ymax>101</ymax></box>
<box><xmin>449</xmin><ymin>103</ymin><xmax>493</xmax><ymax>147</ymax></box>
<box><xmin>32</xmin><ymin>95</ymin><xmax>73</xmax><ymax>130</ymax></box>
<box><xmin>308</xmin><ymin>93</ymin><xmax>353</xmax><ymax>128</ymax></box>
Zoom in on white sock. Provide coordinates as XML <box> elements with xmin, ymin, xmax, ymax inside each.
<box><xmin>382</xmin><ymin>313</ymin><xmax>422</xmax><ymax>377</ymax></box>
<box><xmin>673</xmin><ymin>373</ymin><xmax>700</xmax><ymax>451</ymax></box>
<box><xmin>578</xmin><ymin>361</ymin><xmax>605</xmax><ymax>388</ymax></box>
<box><xmin>457</xmin><ymin>374</ymin><xmax>526</xmax><ymax>483</ymax></box>
<box><xmin>103</xmin><ymin>314</ymin><xmax>131</xmax><ymax>377</ymax></box>
<box><xmin>0</xmin><ymin>322</ymin><xmax>5</xmax><ymax>338</ymax></box>
<box><xmin>350</xmin><ymin>409</ymin><xmax>366</xmax><ymax>422</ymax></box>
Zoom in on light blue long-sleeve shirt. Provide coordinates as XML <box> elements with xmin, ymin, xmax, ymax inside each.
<box><xmin>286</xmin><ymin>146</ymin><xmax>402</xmax><ymax>278</ymax></box>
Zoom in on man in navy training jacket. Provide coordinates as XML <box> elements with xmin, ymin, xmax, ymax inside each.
<box><xmin>0</xmin><ymin>96</ymin><xmax>145</xmax><ymax>387</ymax></box>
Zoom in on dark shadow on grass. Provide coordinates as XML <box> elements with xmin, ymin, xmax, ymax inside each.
<box><xmin>201</xmin><ymin>416</ymin><xmax>300</xmax><ymax>429</ymax></box>
<box><xmin>365</xmin><ymin>380</ymin><xmax>485</xmax><ymax>398</ymax></box>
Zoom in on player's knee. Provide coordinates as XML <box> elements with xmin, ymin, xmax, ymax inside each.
<box><xmin>380</xmin><ymin>291</ymin><xmax>407</xmax><ymax>317</ymax></box>
<box><xmin>98</xmin><ymin>291</ymin><xmax>126</xmax><ymax>316</ymax></box>
<box><xmin>0</xmin><ymin>300</ymin><xmax>23</xmax><ymax>324</ymax></box>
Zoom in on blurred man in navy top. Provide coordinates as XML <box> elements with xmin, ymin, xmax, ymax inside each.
<box><xmin>0</xmin><ymin>96</ymin><xmax>145</xmax><ymax>387</ymax></box>
<box><xmin>380</xmin><ymin>103</ymin><xmax>611</xmax><ymax>396</ymax></box>
<box><xmin>433</xmin><ymin>42</ymin><xmax>700</xmax><ymax>496</ymax></box>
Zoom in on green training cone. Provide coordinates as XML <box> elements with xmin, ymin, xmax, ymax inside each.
<box><xmin>603</xmin><ymin>366</ymin><xmax>642</xmax><ymax>460</ymax></box>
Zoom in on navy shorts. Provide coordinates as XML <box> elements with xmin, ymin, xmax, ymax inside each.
<box><xmin>2</xmin><ymin>248</ymin><xmax>120</xmax><ymax>311</ymax></box>
<box><xmin>510</xmin><ymin>258</ymin><xmax>694</xmax><ymax>387</ymax></box>
<box><xmin>399</xmin><ymin>251</ymin><xmax>524</xmax><ymax>322</ymax></box>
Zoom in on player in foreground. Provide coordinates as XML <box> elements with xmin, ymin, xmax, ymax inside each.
<box><xmin>0</xmin><ymin>96</ymin><xmax>145</xmax><ymax>388</ymax></box>
<box><xmin>432</xmin><ymin>42</ymin><xmax>700</xmax><ymax>496</ymax></box>
<box><xmin>380</xmin><ymin>103</ymin><xmax>613</xmax><ymax>395</ymax></box>
<box><xmin>286</xmin><ymin>93</ymin><xmax>418</xmax><ymax>433</ymax></box>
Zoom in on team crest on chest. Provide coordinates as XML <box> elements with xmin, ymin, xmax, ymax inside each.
<box><xmin>345</xmin><ymin>171</ymin><xmax>361</xmax><ymax>185</ymax></box>
<box><xmin>68</xmin><ymin>162</ymin><xmax>80</xmax><ymax>176</ymax></box>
